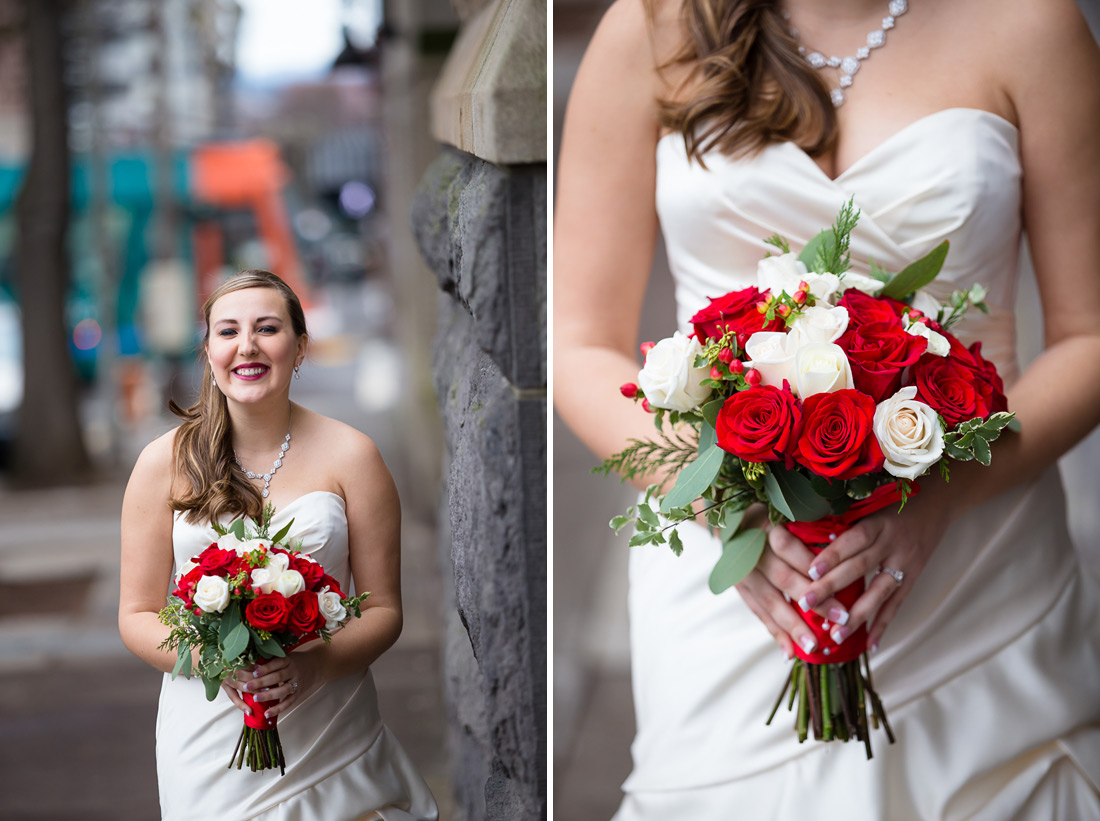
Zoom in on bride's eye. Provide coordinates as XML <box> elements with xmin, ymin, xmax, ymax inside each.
<box><xmin>218</xmin><ymin>328</ymin><xmax>237</xmax><ymax>337</ymax></box>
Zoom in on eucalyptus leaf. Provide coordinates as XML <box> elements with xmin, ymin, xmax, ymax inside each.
<box><xmin>257</xmin><ymin>635</ymin><xmax>286</xmax><ymax>658</ymax></box>
<box><xmin>765</xmin><ymin>467</ymin><xmax>830</xmax><ymax>523</ymax></box>
<box><xmin>222</xmin><ymin>621</ymin><xmax>250</xmax><ymax>663</ymax></box>
<box><xmin>203</xmin><ymin>675</ymin><xmax>221</xmax><ymax>702</ymax></box>
<box><xmin>171</xmin><ymin>645</ymin><xmax>191</xmax><ymax>680</ymax></box>
<box><xmin>701</xmin><ymin>398</ymin><xmax>725</xmax><ymax>430</ymax></box>
<box><xmin>880</xmin><ymin>240</ymin><xmax>950</xmax><ymax>300</ymax></box>
<box><xmin>809</xmin><ymin>473</ymin><xmax>847</xmax><ymax>500</ymax></box>
<box><xmin>660</xmin><ymin>426</ymin><xmax>723</xmax><ymax>513</ymax></box>
<box><xmin>798</xmin><ymin>229</ymin><xmax>833</xmax><ymax>273</ymax></box>
<box><xmin>228</xmin><ymin>518</ymin><xmax>247</xmax><ymax>539</ymax></box>
<box><xmin>708</xmin><ymin>528</ymin><xmax>767</xmax><ymax>594</ymax></box>
<box><xmin>270</xmin><ymin>519</ymin><xmax>294</xmax><ymax>546</ymax></box>
<box><xmin>720</xmin><ymin>507</ymin><xmax>747</xmax><ymax>541</ymax></box>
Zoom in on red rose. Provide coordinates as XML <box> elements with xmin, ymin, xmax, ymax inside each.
<box><xmin>793</xmin><ymin>389</ymin><xmax>884</xmax><ymax>479</ymax></box>
<box><xmin>912</xmin><ymin>341</ymin><xmax>1007</xmax><ymax>427</ymax></box>
<box><xmin>292</xmin><ymin>556</ymin><xmax>325</xmax><ymax>590</ymax></box>
<box><xmin>837</xmin><ymin>290</ymin><xmax>908</xmax><ymax>327</ymax></box>
<box><xmin>172</xmin><ymin>567</ymin><xmax>205</xmax><ymax>608</ymax></box>
<box><xmin>716</xmin><ymin>384</ymin><xmax>802</xmax><ymax>462</ymax></box>
<box><xmin>228</xmin><ymin>554</ymin><xmax>253</xmax><ymax>578</ymax></box>
<box><xmin>838</xmin><ymin>321</ymin><xmax>927</xmax><ymax>403</ymax></box>
<box><xmin>198</xmin><ymin>547</ymin><xmax>236</xmax><ymax>576</ymax></box>
<box><xmin>288</xmin><ymin>591</ymin><xmax>324</xmax><ymax>635</ymax></box>
<box><xmin>245</xmin><ymin>592</ymin><xmax>291</xmax><ymax>632</ymax></box>
<box><xmin>691</xmin><ymin>287</ymin><xmax>784</xmax><ymax>349</ymax></box>
<box><xmin>319</xmin><ymin>573</ymin><xmax>345</xmax><ymax>599</ymax></box>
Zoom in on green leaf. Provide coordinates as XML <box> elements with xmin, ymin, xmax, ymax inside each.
<box><xmin>222</xmin><ymin>622</ymin><xmax>250</xmax><ymax>663</ymax></box>
<box><xmin>880</xmin><ymin>240</ymin><xmax>950</xmax><ymax>300</ymax></box>
<box><xmin>636</xmin><ymin>504</ymin><xmax>659</xmax><ymax>528</ymax></box>
<box><xmin>218</xmin><ymin>602</ymin><xmax>241</xmax><ymax>646</ymax></box>
<box><xmin>1007</xmin><ymin>417</ymin><xmax>1022</xmax><ymax>433</ymax></box>
<box><xmin>708</xmin><ymin>528</ymin><xmax>767</xmax><ymax>594</ymax></box>
<box><xmin>171</xmin><ymin>644</ymin><xmax>191</xmax><ymax>681</ymax></box>
<box><xmin>720</xmin><ymin>507</ymin><xmax>746</xmax><ymax>541</ymax></box>
<box><xmin>668</xmin><ymin>529</ymin><xmax>684</xmax><ymax>557</ymax></box>
<box><xmin>809</xmin><ymin>473</ymin><xmax>847</xmax><ymax>500</ymax></box>
<box><xmin>798</xmin><ymin>229</ymin><xmax>833</xmax><ymax>273</ymax></box>
<box><xmin>765</xmin><ymin>466</ymin><xmax>830</xmax><ymax>522</ymax></box>
<box><xmin>945</xmin><ymin>442</ymin><xmax>973</xmax><ymax>461</ymax></box>
<box><xmin>270</xmin><ymin>518</ymin><xmax>294</xmax><ymax>546</ymax></box>
<box><xmin>660</xmin><ymin>426</ymin><xmax>724</xmax><ymax>513</ymax></box>
<box><xmin>609</xmin><ymin>515</ymin><xmax>630</xmax><ymax>533</ymax></box>
<box><xmin>257</xmin><ymin>635</ymin><xmax>286</xmax><ymax>658</ymax></box>
<box><xmin>972</xmin><ymin>436</ymin><xmax>992</xmax><ymax>466</ymax></box>
<box><xmin>203</xmin><ymin>675</ymin><xmax>221</xmax><ymax>702</ymax></box>
<box><xmin>228</xmin><ymin>518</ymin><xmax>247</xmax><ymax>539</ymax></box>
<box><xmin>701</xmin><ymin>398</ymin><xmax>725</xmax><ymax>430</ymax></box>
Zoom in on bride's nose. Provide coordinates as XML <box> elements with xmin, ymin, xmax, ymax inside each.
<box><xmin>237</xmin><ymin>330</ymin><xmax>259</xmax><ymax>355</ymax></box>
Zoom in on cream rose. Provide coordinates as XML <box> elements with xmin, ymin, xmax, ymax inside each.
<box><xmin>786</xmin><ymin>305</ymin><xmax>850</xmax><ymax>349</ymax></box>
<box><xmin>318</xmin><ymin>589</ymin><xmax>347</xmax><ymax>631</ymax></box>
<box><xmin>744</xmin><ymin>331</ymin><xmax>795</xmax><ymax>389</ymax></box>
<box><xmin>218</xmin><ymin>534</ymin><xmax>268</xmax><ymax>557</ymax></box>
<box><xmin>873</xmin><ymin>387</ymin><xmax>945</xmax><ymax>480</ymax></box>
<box><xmin>193</xmin><ymin>575</ymin><xmax>231</xmax><ymax>613</ymax></box>
<box><xmin>636</xmin><ymin>332</ymin><xmax>712</xmax><ymax>412</ymax></box>
<box><xmin>250</xmin><ymin>566</ymin><xmax>277</xmax><ymax>595</ymax></box>
<box><xmin>839</xmin><ymin>271</ymin><xmax>885</xmax><ymax>296</ymax></box>
<box><xmin>910</xmin><ymin>290</ymin><xmax>942</xmax><ymax>321</ymax></box>
<box><xmin>267</xmin><ymin>552</ymin><xmax>291</xmax><ymax>574</ymax></box>
<box><xmin>273</xmin><ymin>569</ymin><xmax>305</xmax><ymax>598</ymax></box>
<box><xmin>175</xmin><ymin>558</ymin><xmax>198</xmax><ymax>583</ymax></box>
<box><xmin>904</xmin><ymin>319</ymin><xmax>949</xmax><ymax>357</ymax></box>
<box><xmin>794</xmin><ymin>342</ymin><xmax>855</xmax><ymax>398</ymax></box>
<box><xmin>756</xmin><ymin>253</ymin><xmax>809</xmax><ymax>297</ymax></box>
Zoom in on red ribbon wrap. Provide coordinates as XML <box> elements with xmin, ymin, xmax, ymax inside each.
<box><xmin>239</xmin><ymin>633</ymin><xmax>318</xmax><ymax>730</ymax></box>
<box><xmin>785</xmin><ymin>483</ymin><xmax>918</xmax><ymax>664</ymax></box>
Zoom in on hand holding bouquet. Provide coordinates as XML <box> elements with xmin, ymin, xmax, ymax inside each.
<box><xmin>601</xmin><ymin>201</ymin><xmax>1016</xmax><ymax>757</ymax></box>
<box><xmin>159</xmin><ymin>505</ymin><xmax>369</xmax><ymax>774</ymax></box>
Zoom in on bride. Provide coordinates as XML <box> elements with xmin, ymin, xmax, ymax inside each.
<box><xmin>119</xmin><ymin>270</ymin><xmax>438</xmax><ymax>820</ymax></box>
<box><xmin>555</xmin><ymin>0</ymin><xmax>1100</xmax><ymax>817</ymax></box>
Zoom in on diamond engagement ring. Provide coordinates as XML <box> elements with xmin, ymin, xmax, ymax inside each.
<box><xmin>290</xmin><ymin>681</ymin><xmax>299</xmax><ymax>694</ymax></box>
<box><xmin>878</xmin><ymin>567</ymin><xmax>905</xmax><ymax>586</ymax></box>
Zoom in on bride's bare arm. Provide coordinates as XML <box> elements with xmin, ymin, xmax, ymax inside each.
<box><xmin>797</xmin><ymin>0</ymin><xmax>1100</xmax><ymax>649</ymax></box>
<box><xmin>556</xmin><ymin>0</ymin><xmax>847</xmax><ymax>658</ymax></box>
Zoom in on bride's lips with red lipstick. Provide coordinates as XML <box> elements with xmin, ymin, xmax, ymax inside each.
<box><xmin>232</xmin><ymin>363</ymin><xmax>270</xmax><ymax>381</ymax></box>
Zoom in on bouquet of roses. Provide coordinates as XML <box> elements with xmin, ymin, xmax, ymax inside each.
<box><xmin>159</xmin><ymin>505</ymin><xmax>369</xmax><ymax>774</ymax></box>
<box><xmin>601</xmin><ymin>201</ymin><xmax>1016</xmax><ymax>758</ymax></box>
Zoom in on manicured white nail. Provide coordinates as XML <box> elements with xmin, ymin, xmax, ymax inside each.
<box><xmin>870</xmin><ymin>641</ymin><xmax>880</xmax><ymax>654</ymax></box>
<box><xmin>829</xmin><ymin>608</ymin><xmax>849</xmax><ymax>626</ymax></box>
<box><xmin>809</xmin><ymin>563</ymin><xmax>826</xmax><ymax>581</ymax></box>
<box><xmin>799</xmin><ymin>635</ymin><xmax>816</xmax><ymax>654</ymax></box>
<box><xmin>797</xmin><ymin>596</ymin><xmax>809</xmax><ymax>611</ymax></box>
<box><xmin>831</xmin><ymin>626</ymin><xmax>849</xmax><ymax>644</ymax></box>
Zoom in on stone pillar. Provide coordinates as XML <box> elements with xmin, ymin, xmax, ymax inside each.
<box><xmin>411</xmin><ymin>0</ymin><xmax>546</xmax><ymax>818</ymax></box>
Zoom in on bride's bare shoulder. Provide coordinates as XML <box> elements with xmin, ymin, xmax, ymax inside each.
<box><xmin>581</xmin><ymin>0</ymin><xmax>687</xmax><ymax>90</ymax></box>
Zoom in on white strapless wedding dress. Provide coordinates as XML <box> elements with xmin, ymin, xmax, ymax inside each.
<box><xmin>614</xmin><ymin>109</ymin><xmax>1100</xmax><ymax>820</ymax></box>
<box><xmin>157</xmin><ymin>491</ymin><xmax>438</xmax><ymax>821</ymax></box>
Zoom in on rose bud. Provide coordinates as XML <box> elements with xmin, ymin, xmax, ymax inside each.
<box><xmin>718</xmin><ymin>347</ymin><xmax>735</xmax><ymax>364</ymax></box>
<box><xmin>640</xmin><ymin>341</ymin><xmax>656</xmax><ymax>357</ymax></box>
<box><xmin>793</xmin><ymin>289</ymin><xmax>807</xmax><ymax>304</ymax></box>
<box><xmin>642</xmin><ymin>398</ymin><xmax>654</xmax><ymax>413</ymax></box>
<box><xmin>620</xmin><ymin>382</ymin><xmax>639</xmax><ymax>399</ymax></box>
<box><xmin>745</xmin><ymin>368</ymin><xmax>762</xmax><ymax>386</ymax></box>
<box><xmin>776</xmin><ymin>304</ymin><xmax>791</xmax><ymax>318</ymax></box>
<box><xmin>710</xmin><ymin>366</ymin><xmax>722</xmax><ymax>380</ymax></box>
<box><xmin>730</xmin><ymin>359</ymin><xmax>745</xmax><ymax>374</ymax></box>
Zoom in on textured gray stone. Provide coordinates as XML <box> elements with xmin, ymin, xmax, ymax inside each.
<box><xmin>413</xmin><ymin>146</ymin><xmax>546</xmax><ymax>820</ymax></box>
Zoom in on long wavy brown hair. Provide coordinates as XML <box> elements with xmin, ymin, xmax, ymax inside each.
<box><xmin>650</xmin><ymin>0</ymin><xmax>837</xmax><ymax>163</ymax></box>
<box><xmin>169</xmin><ymin>270</ymin><xmax>308</xmax><ymax>525</ymax></box>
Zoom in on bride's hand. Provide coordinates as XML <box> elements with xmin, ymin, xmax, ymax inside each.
<box><xmin>794</xmin><ymin>488</ymin><xmax>953</xmax><ymax>652</ymax></box>
<box><xmin>222</xmin><ymin>648</ymin><xmax>326</xmax><ymax>719</ymax></box>
<box><xmin>734</xmin><ymin>510</ymin><xmax>859</xmax><ymax>658</ymax></box>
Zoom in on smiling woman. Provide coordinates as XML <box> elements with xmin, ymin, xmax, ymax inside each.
<box><xmin>118</xmin><ymin>270</ymin><xmax>438</xmax><ymax>820</ymax></box>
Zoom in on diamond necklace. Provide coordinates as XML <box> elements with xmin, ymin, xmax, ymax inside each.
<box><xmin>785</xmin><ymin>0</ymin><xmax>909</xmax><ymax>107</ymax></box>
<box><xmin>233</xmin><ymin>406</ymin><xmax>292</xmax><ymax>499</ymax></box>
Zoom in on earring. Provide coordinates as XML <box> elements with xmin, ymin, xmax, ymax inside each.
<box><xmin>294</xmin><ymin>365</ymin><xmax>301</xmax><ymax>380</ymax></box>
<box><xmin>212</xmin><ymin>373</ymin><xmax>218</xmax><ymax>388</ymax></box>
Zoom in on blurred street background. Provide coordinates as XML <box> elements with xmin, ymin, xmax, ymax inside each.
<box><xmin>0</xmin><ymin>0</ymin><xmax>457</xmax><ymax>817</ymax></box>
<box><xmin>552</xmin><ymin>2</ymin><xmax>1100</xmax><ymax>819</ymax></box>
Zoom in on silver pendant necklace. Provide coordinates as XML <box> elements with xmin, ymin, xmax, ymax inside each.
<box><xmin>786</xmin><ymin>0</ymin><xmax>909</xmax><ymax>107</ymax></box>
<box><xmin>233</xmin><ymin>406</ymin><xmax>292</xmax><ymax>499</ymax></box>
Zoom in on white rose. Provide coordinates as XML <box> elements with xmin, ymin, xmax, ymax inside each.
<box><xmin>839</xmin><ymin>271</ymin><xmax>885</xmax><ymax>296</ymax></box>
<box><xmin>193</xmin><ymin>575</ymin><xmax>231</xmax><ymax>613</ymax></box>
<box><xmin>217</xmin><ymin>532</ymin><xmax>243</xmax><ymax>554</ymax></box>
<box><xmin>904</xmin><ymin>319</ymin><xmax>949</xmax><ymax>357</ymax></box>
<box><xmin>250</xmin><ymin>566</ymin><xmax>277</xmax><ymax>595</ymax></box>
<box><xmin>804</xmin><ymin>272</ymin><xmax>841</xmax><ymax>304</ymax></box>
<box><xmin>267</xmin><ymin>552</ymin><xmax>291</xmax><ymax>575</ymax></box>
<box><xmin>756</xmin><ymin>253</ymin><xmax>809</xmax><ymax>297</ymax></box>
<box><xmin>873</xmin><ymin>387</ymin><xmax>945</xmax><ymax>480</ymax></box>
<box><xmin>794</xmin><ymin>342</ymin><xmax>855</xmax><ymax>398</ymax></box>
<box><xmin>318</xmin><ymin>589</ymin><xmax>347</xmax><ymax>631</ymax></box>
<box><xmin>636</xmin><ymin>332</ymin><xmax>712</xmax><ymax>412</ymax></box>
<box><xmin>910</xmin><ymin>290</ymin><xmax>942</xmax><ymax>321</ymax></box>
<box><xmin>273</xmin><ymin>569</ymin><xmax>305</xmax><ymax>598</ymax></box>
<box><xmin>744</xmin><ymin>332</ymin><xmax>795</xmax><ymax>389</ymax></box>
<box><xmin>786</xmin><ymin>306</ymin><xmax>850</xmax><ymax>350</ymax></box>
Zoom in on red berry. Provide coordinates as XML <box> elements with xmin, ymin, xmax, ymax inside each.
<box><xmin>718</xmin><ymin>347</ymin><xmax>734</xmax><ymax>364</ymax></box>
<box><xmin>642</xmin><ymin>398</ymin><xmax>653</xmax><ymax>413</ymax></box>
<box><xmin>710</xmin><ymin>366</ymin><xmax>722</xmax><ymax>380</ymax></box>
<box><xmin>756</xmin><ymin>301</ymin><xmax>769</xmax><ymax>314</ymax></box>
<box><xmin>730</xmin><ymin>359</ymin><xmax>745</xmax><ymax>374</ymax></box>
<box><xmin>798</xmin><ymin>280</ymin><xmax>809</xmax><ymax>292</ymax></box>
<box><xmin>793</xmin><ymin>289</ymin><xmax>807</xmax><ymax>304</ymax></box>
<box><xmin>620</xmin><ymin>382</ymin><xmax>639</xmax><ymax>399</ymax></box>
<box><xmin>640</xmin><ymin>341</ymin><xmax>655</xmax><ymax>357</ymax></box>
<box><xmin>745</xmin><ymin>368</ymin><xmax>762</xmax><ymax>386</ymax></box>
<box><xmin>776</xmin><ymin>304</ymin><xmax>791</xmax><ymax>317</ymax></box>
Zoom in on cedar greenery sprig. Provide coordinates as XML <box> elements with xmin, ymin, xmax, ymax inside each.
<box><xmin>593</xmin><ymin>428</ymin><xmax>699</xmax><ymax>483</ymax></box>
